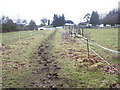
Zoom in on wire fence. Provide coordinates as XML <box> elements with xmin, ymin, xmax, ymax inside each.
<box><xmin>64</xmin><ymin>25</ymin><xmax>120</xmax><ymax>73</ymax></box>
<box><xmin>1</xmin><ymin>28</ymin><xmax>120</xmax><ymax>73</ymax></box>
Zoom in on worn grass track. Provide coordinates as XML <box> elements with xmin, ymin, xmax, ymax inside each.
<box><xmin>2</xmin><ymin>30</ymin><xmax>56</xmax><ymax>88</ymax></box>
<box><xmin>30</xmin><ymin>30</ymin><xmax>63</xmax><ymax>88</ymax></box>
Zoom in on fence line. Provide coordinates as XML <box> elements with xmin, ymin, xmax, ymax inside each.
<box><xmin>78</xmin><ymin>35</ymin><xmax>120</xmax><ymax>74</ymax></box>
<box><xmin>64</xmin><ymin>25</ymin><xmax>120</xmax><ymax>73</ymax></box>
<box><xmin>80</xmin><ymin>34</ymin><xmax>119</xmax><ymax>54</ymax></box>
<box><xmin>90</xmin><ymin>49</ymin><xmax>120</xmax><ymax>74</ymax></box>
<box><xmin>71</xmin><ymin>31</ymin><xmax>119</xmax><ymax>54</ymax></box>
<box><xmin>64</xmin><ymin>25</ymin><xmax>119</xmax><ymax>54</ymax></box>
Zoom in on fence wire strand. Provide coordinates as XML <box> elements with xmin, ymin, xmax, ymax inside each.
<box><xmin>65</xmin><ymin>25</ymin><xmax>120</xmax><ymax>74</ymax></box>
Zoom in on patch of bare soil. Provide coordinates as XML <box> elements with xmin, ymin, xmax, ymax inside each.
<box><xmin>29</xmin><ymin>31</ymin><xmax>63</xmax><ymax>88</ymax></box>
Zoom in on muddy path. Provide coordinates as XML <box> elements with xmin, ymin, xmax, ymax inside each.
<box><xmin>30</xmin><ymin>30</ymin><xmax>63</xmax><ymax>88</ymax></box>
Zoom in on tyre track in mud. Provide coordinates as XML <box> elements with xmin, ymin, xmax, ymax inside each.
<box><xmin>31</xmin><ymin>30</ymin><xmax>63</xmax><ymax>88</ymax></box>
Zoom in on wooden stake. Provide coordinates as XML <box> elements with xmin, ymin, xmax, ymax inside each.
<box><xmin>87</xmin><ymin>38</ymin><xmax>90</xmax><ymax>59</ymax></box>
<box><xmin>82</xmin><ymin>28</ymin><xmax>84</xmax><ymax>36</ymax></box>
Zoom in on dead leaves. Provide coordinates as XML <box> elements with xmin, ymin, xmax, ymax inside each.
<box><xmin>60</xmin><ymin>48</ymin><xmax>117</xmax><ymax>74</ymax></box>
<box><xmin>0</xmin><ymin>45</ymin><xmax>11</xmax><ymax>51</ymax></box>
<box><xmin>97</xmin><ymin>65</ymin><xmax>116</xmax><ymax>74</ymax></box>
<box><xmin>60</xmin><ymin>48</ymin><xmax>87</xmax><ymax>60</ymax></box>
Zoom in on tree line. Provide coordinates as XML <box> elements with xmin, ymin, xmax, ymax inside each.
<box><xmin>1</xmin><ymin>8</ymin><xmax>119</xmax><ymax>33</ymax></box>
<box><xmin>102</xmin><ymin>8</ymin><xmax>119</xmax><ymax>26</ymax></box>
<box><xmin>82</xmin><ymin>8</ymin><xmax>120</xmax><ymax>26</ymax></box>
<box><xmin>1</xmin><ymin>16</ymin><xmax>38</xmax><ymax>33</ymax></box>
<box><xmin>0</xmin><ymin>14</ymin><xmax>66</xmax><ymax>33</ymax></box>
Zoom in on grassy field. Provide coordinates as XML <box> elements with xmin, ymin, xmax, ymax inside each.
<box><xmin>2</xmin><ymin>30</ymin><xmax>55</xmax><ymax>88</ymax></box>
<box><xmin>81</xmin><ymin>28</ymin><xmax>119</xmax><ymax>65</ymax></box>
<box><xmin>1</xmin><ymin>30</ymin><xmax>48</xmax><ymax>45</ymax></box>
<box><xmin>83</xmin><ymin>28</ymin><xmax>118</xmax><ymax>51</ymax></box>
<box><xmin>1</xmin><ymin>29</ymin><xmax>120</xmax><ymax>88</ymax></box>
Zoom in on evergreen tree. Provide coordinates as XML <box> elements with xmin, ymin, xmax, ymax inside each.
<box><xmin>28</xmin><ymin>20</ymin><xmax>37</xmax><ymax>30</ymax></box>
<box><xmin>52</xmin><ymin>14</ymin><xmax>65</xmax><ymax>27</ymax></box>
<box><xmin>90</xmin><ymin>11</ymin><xmax>99</xmax><ymax>26</ymax></box>
<box><xmin>48</xmin><ymin>19</ymin><xmax>50</xmax><ymax>25</ymax></box>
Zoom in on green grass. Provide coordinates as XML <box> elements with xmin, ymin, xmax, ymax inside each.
<box><xmin>1</xmin><ymin>30</ymin><xmax>51</xmax><ymax>45</ymax></box>
<box><xmin>81</xmin><ymin>28</ymin><xmax>119</xmax><ymax>65</ymax></box>
<box><xmin>2</xmin><ymin>29</ymin><xmax>119</xmax><ymax>88</ymax></box>
<box><xmin>52</xmin><ymin>30</ymin><xmax>119</xmax><ymax>88</ymax></box>
<box><xmin>83</xmin><ymin>28</ymin><xmax>118</xmax><ymax>51</ymax></box>
<box><xmin>2</xmin><ymin>30</ymin><xmax>55</xmax><ymax>88</ymax></box>
<box><xmin>56</xmin><ymin>29</ymin><xmax>118</xmax><ymax>88</ymax></box>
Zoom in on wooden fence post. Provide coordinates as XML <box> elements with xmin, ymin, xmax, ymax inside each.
<box><xmin>82</xmin><ymin>28</ymin><xmax>84</xmax><ymax>36</ymax></box>
<box><xmin>69</xmin><ymin>25</ymin><xmax>70</xmax><ymax>34</ymax></box>
<box><xmin>71</xmin><ymin>26</ymin><xmax>72</xmax><ymax>36</ymax></box>
<box><xmin>74</xmin><ymin>33</ymin><xmax>76</xmax><ymax>42</ymax></box>
<box><xmin>78</xmin><ymin>25</ymin><xmax>81</xmax><ymax>35</ymax></box>
<box><xmin>19</xmin><ymin>31</ymin><xmax>20</xmax><ymax>42</ymax></box>
<box><xmin>87</xmin><ymin>38</ymin><xmax>90</xmax><ymax>59</ymax></box>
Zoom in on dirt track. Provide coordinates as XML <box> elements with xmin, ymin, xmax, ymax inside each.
<box><xmin>30</xmin><ymin>30</ymin><xmax>63</xmax><ymax>88</ymax></box>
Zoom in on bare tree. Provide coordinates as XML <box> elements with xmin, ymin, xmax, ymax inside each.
<box><xmin>40</xmin><ymin>18</ymin><xmax>47</xmax><ymax>26</ymax></box>
<box><xmin>83</xmin><ymin>13</ymin><xmax>91</xmax><ymax>23</ymax></box>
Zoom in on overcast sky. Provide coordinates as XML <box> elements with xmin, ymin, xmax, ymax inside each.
<box><xmin>0</xmin><ymin>0</ymin><xmax>119</xmax><ymax>24</ymax></box>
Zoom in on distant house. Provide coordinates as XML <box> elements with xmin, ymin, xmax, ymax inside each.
<box><xmin>106</xmin><ymin>24</ymin><xmax>111</xmax><ymax>27</ymax></box>
<box><xmin>38</xmin><ymin>27</ymin><xmax>46</xmax><ymax>30</ymax></box>
<box><xmin>38</xmin><ymin>26</ymin><xmax>55</xmax><ymax>30</ymax></box>
<box><xmin>64</xmin><ymin>20</ymin><xmax>74</xmax><ymax>30</ymax></box>
<box><xmin>64</xmin><ymin>20</ymin><xmax>74</xmax><ymax>29</ymax></box>
<box><xmin>65</xmin><ymin>20</ymin><xmax>74</xmax><ymax>26</ymax></box>
<box><xmin>99</xmin><ymin>24</ymin><xmax>104</xmax><ymax>28</ymax></box>
<box><xmin>79</xmin><ymin>22</ymin><xmax>91</xmax><ymax>28</ymax></box>
<box><xmin>56</xmin><ymin>26</ymin><xmax>63</xmax><ymax>29</ymax></box>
